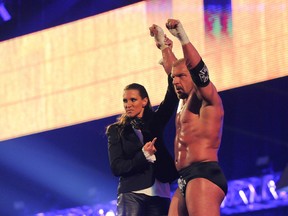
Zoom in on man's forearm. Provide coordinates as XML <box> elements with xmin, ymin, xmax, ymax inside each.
<box><xmin>161</xmin><ymin>47</ymin><xmax>177</xmax><ymax>75</ymax></box>
<box><xmin>182</xmin><ymin>43</ymin><xmax>201</xmax><ymax>70</ymax></box>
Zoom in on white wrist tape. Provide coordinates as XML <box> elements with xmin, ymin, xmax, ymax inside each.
<box><xmin>159</xmin><ymin>44</ymin><xmax>169</xmax><ymax>51</ymax></box>
<box><xmin>155</xmin><ymin>26</ymin><xmax>168</xmax><ymax>50</ymax></box>
<box><xmin>142</xmin><ymin>148</ymin><xmax>156</xmax><ymax>163</ymax></box>
<box><xmin>176</xmin><ymin>23</ymin><xmax>189</xmax><ymax>45</ymax></box>
<box><xmin>169</xmin><ymin>22</ymin><xmax>189</xmax><ymax>45</ymax></box>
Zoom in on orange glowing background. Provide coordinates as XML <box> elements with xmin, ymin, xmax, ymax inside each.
<box><xmin>0</xmin><ymin>0</ymin><xmax>287</xmax><ymax>141</ymax></box>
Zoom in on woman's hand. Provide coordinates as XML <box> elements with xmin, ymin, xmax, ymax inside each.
<box><xmin>143</xmin><ymin>137</ymin><xmax>157</xmax><ymax>155</ymax></box>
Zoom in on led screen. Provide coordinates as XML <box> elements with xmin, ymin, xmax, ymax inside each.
<box><xmin>0</xmin><ymin>0</ymin><xmax>287</xmax><ymax>141</ymax></box>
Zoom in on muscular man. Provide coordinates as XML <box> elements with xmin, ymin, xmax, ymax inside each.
<box><xmin>153</xmin><ymin>19</ymin><xmax>228</xmax><ymax>216</ymax></box>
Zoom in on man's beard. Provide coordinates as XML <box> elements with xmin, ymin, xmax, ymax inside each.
<box><xmin>177</xmin><ymin>92</ymin><xmax>188</xmax><ymax>99</ymax></box>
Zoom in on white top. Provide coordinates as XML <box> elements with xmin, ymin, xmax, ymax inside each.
<box><xmin>133</xmin><ymin>178</ymin><xmax>171</xmax><ymax>198</ymax></box>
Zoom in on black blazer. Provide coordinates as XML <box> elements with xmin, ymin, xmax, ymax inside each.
<box><xmin>106</xmin><ymin>76</ymin><xmax>179</xmax><ymax>194</ymax></box>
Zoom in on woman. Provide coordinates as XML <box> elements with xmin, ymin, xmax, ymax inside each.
<box><xmin>106</xmin><ymin>78</ymin><xmax>179</xmax><ymax>215</ymax></box>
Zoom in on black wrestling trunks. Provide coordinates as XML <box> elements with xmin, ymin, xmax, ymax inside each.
<box><xmin>178</xmin><ymin>161</ymin><xmax>227</xmax><ymax>197</ymax></box>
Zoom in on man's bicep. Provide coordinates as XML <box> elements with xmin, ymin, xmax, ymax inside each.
<box><xmin>196</xmin><ymin>82</ymin><xmax>220</xmax><ymax>105</ymax></box>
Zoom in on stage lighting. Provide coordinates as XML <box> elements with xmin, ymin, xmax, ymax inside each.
<box><xmin>223</xmin><ymin>179</ymin><xmax>259</xmax><ymax>207</ymax></box>
<box><xmin>267</xmin><ymin>180</ymin><xmax>279</xmax><ymax>199</ymax></box>
<box><xmin>239</xmin><ymin>190</ymin><xmax>249</xmax><ymax>204</ymax></box>
<box><xmin>105</xmin><ymin>210</ymin><xmax>116</xmax><ymax>216</ymax></box>
<box><xmin>0</xmin><ymin>1</ymin><xmax>11</xmax><ymax>22</ymax></box>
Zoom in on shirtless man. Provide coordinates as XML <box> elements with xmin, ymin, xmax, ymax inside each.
<box><xmin>151</xmin><ymin>19</ymin><xmax>227</xmax><ymax>216</ymax></box>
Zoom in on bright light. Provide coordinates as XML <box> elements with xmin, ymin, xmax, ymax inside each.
<box><xmin>105</xmin><ymin>210</ymin><xmax>116</xmax><ymax>216</ymax></box>
<box><xmin>98</xmin><ymin>208</ymin><xmax>104</xmax><ymax>215</ymax></box>
<box><xmin>0</xmin><ymin>2</ymin><xmax>11</xmax><ymax>21</ymax></box>
<box><xmin>268</xmin><ymin>180</ymin><xmax>279</xmax><ymax>200</ymax></box>
<box><xmin>248</xmin><ymin>183</ymin><xmax>256</xmax><ymax>203</ymax></box>
<box><xmin>239</xmin><ymin>190</ymin><xmax>249</xmax><ymax>204</ymax></box>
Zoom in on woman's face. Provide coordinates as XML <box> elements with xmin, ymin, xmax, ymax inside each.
<box><xmin>123</xmin><ymin>89</ymin><xmax>148</xmax><ymax>118</ymax></box>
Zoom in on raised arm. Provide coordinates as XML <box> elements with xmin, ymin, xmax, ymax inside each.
<box><xmin>166</xmin><ymin>19</ymin><xmax>220</xmax><ymax>105</ymax></box>
<box><xmin>149</xmin><ymin>24</ymin><xmax>179</xmax><ymax>125</ymax></box>
<box><xmin>149</xmin><ymin>24</ymin><xmax>177</xmax><ymax>75</ymax></box>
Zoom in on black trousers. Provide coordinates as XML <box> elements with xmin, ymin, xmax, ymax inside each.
<box><xmin>117</xmin><ymin>192</ymin><xmax>170</xmax><ymax>216</ymax></box>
